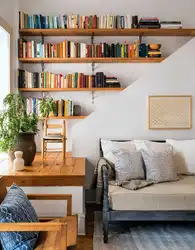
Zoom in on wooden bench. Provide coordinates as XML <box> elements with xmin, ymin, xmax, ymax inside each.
<box><xmin>0</xmin><ymin>177</ymin><xmax>77</xmax><ymax>250</ymax></box>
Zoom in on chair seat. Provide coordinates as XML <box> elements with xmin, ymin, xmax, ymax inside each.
<box><xmin>35</xmin><ymin>216</ymin><xmax>77</xmax><ymax>250</ymax></box>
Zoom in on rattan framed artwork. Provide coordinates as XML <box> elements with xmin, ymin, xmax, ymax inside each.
<box><xmin>148</xmin><ymin>95</ymin><xmax>192</xmax><ymax>130</ymax></box>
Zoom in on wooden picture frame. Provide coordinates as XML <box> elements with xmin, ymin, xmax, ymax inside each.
<box><xmin>148</xmin><ymin>95</ymin><xmax>192</xmax><ymax>130</ymax></box>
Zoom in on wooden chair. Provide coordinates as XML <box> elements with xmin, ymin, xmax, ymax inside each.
<box><xmin>42</xmin><ymin>120</ymin><xmax>67</xmax><ymax>162</ymax></box>
<box><xmin>0</xmin><ymin>178</ymin><xmax>77</xmax><ymax>250</ymax></box>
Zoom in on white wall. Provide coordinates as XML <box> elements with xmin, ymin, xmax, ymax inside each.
<box><xmin>72</xmin><ymin>38</ymin><xmax>195</xmax><ymax>189</ymax></box>
<box><xmin>19</xmin><ymin>0</ymin><xmax>195</xmax><ymax>152</ymax></box>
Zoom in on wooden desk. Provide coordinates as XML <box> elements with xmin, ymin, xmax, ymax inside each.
<box><xmin>0</xmin><ymin>153</ymin><xmax>85</xmax><ymax>187</ymax></box>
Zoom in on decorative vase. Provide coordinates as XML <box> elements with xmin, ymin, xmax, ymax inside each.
<box><xmin>10</xmin><ymin>132</ymin><xmax>36</xmax><ymax>166</ymax></box>
<box><xmin>13</xmin><ymin>151</ymin><xmax>24</xmax><ymax>171</ymax></box>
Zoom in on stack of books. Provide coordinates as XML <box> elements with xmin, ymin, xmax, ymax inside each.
<box><xmin>26</xmin><ymin>97</ymin><xmax>76</xmax><ymax>117</ymax></box>
<box><xmin>106</xmin><ymin>77</ymin><xmax>121</xmax><ymax>88</ymax></box>
<box><xmin>138</xmin><ymin>17</ymin><xmax>160</xmax><ymax>29</ymax></box>
<box><xmin>160</xmin><ymin>21</ymin><xmax>182</xmax><ymax>29</ymax></box>
<box><xmin>19</xmin><ymin>12</ymin><xmax>132</xmax><ymax>29</ymax></box>
<box><xmin>18</xmin><ymin>39</ymin><xmax>143</xmax><ymax>59</ymax></box>
<box><xmin>18</xmin><ymin>70</ymin><xmax>121</xmax><ymax>89</ymax></box>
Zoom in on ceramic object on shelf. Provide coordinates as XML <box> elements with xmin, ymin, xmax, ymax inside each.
<box><xmin>148</xmin><ymin>44</ymin><xmax>161</xmax><ymax>50</ymax></box>
<box><xmin>13</xmin><ymin>151</ymin><xmax>24</xmax><ymax>171</ymax></box>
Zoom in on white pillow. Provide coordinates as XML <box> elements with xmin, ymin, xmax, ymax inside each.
<box><xmin>166</xmin><ymin>139</ymin><xmax>195</xmax><ymax>174</ymax></box>
<box><xmin>101</xmin><ymin>139</ymin><xmax>136</xmax><ymax>164</ymax></box>
<box><xmin>133</xmin><ymin>140</ymin><xmax>170</xmax><ymax>152</ymax></box>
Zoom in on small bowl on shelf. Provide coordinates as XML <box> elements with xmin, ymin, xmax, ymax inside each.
<box><xmin>148</xmin><ymin>44</ymin><xmax>161</xmax><ymax>50</ymax></box>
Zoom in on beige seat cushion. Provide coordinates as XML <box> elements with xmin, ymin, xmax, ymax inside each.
<box><xmin>109</xmin><ymin>176</ymin><xmax>195</xmax><ymax>211</ymax></box>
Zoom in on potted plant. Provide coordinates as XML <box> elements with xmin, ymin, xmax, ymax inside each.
<box><xmin>0</xmin><ymin>93</ymin><xmax>39</xmax><ymax>165</ymax></box>
<box><xmin>39</xmin><ymin>98</ymin><xmax>57</xmax><ymax>118</ymax></box>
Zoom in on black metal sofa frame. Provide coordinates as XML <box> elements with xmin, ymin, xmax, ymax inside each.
<box><xmin>100</xmin><ymin>140</ymin><xmax>195</xmax><ymax>243</ymax></box>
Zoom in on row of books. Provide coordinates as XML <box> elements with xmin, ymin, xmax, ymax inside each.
<box><xmin>19</xmin><ymin>12</ymin><xmax>183</xmax><ymax>30</ymax></box>
<box><xmin>18</xmin><ymin>70</ymin><xmax>121</xmax><ymax>89</ymax></box>
<box><xmin>26</xmin><ymin>97</ymin><xmax>75</xmax><ymax>117</ymax></box>
<box><xmin>19</xmin><ymin>12</ymin><xmax>132</xmax><ymax>29</ymax></box>
<box><xmin>18</xmin><ymin>39</ymin><xmax>144</xmax><ymax>58</ymax></box>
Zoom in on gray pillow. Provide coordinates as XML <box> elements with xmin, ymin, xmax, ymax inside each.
<box><xmin>140</xmin><ymin>145</ymin><xmax>178</xmax><ymax>183</ymax></box>
<box><xmin>112</xmin><ymin>149</ymin><xmax>145</xmax><ymax>181</ymax></box>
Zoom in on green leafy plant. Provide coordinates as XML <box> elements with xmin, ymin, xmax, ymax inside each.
<box><xmin>39</xmin><ymin>98</ymin><xmax>56</xmax><ymax>117</ymax></box>
<box><xmin>0</xmin><ymin>93</ymin><xmax>39</xmax><ymax>152</ymax></box>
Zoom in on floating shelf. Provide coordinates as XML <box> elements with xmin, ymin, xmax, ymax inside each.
<box><xmin>19</xmin><ymin>28</ymin><xmax>195</xmax><ymax>37</ymax></box>
<box><xmin>19</xmin><ymin>57</ymin><xmax>164</xmax><ymax>63</ymax></box>
<box><xmin>40</xmin><ymin>116</ymin><xmax>86</xmax><ymax>120</ymax></box>
<box><xmin>19</xmin><ymin>87</ymin><xmax>125</xmax><ymax>92</ymax></box>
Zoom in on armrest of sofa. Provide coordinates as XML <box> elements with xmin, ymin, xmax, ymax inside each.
<box><xmin>102</xmin><ymin>165</ymin><xmax>109</xmax><ymax>212</ymax></box>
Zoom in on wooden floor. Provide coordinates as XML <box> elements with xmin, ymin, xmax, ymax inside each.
<box><xmin>75</xmin><ymin>204</ymin><xmax>101</xmax><ymax>250</ymax></box>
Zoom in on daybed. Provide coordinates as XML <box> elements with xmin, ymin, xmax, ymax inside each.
<box><xmin>100</xmin><ymin>140</ymin><xmax>195</xmax><ymax>243</ymax></box>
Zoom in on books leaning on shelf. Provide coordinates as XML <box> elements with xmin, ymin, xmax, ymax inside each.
<box><xmin>18</xmin><ymin>70</ymin><xmax>121</xmax><ymax>89</ymax></box>
<box><xmin>19</xmin><ymin>11</ymin><xmax>132</xmax><ymax>29</ymax></box>
<box><xmin>26</xmin><ymin>97</ymin><xmax>79</xmax><ymax>117</ymax></box>
<box><xmin>18</xmin><ymin>39</ymin><xmax>143</xmax><ymax>58</ymax></box>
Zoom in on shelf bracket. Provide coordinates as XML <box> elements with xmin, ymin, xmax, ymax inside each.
<box><xmin>41</xmin><ymin>33</ymin><xmax>44</xmax><ymax>44</ymax></box>
<box><xmin>92</xmin><ymin>61</ymin><xmax>95</xmax><ymax>75</ymax></box>
<box><xmin>41</xmin><ymin>61</ymin><xmax>45</xmax><ymax>72</ymax></box>
<box><xmin>91</xmin><ymin>91</ymin><xmax>95</xmax><ymax>104</ymax></box>
<box><xmin>41</xmin><ymin>34</ymin><xmax>45</xmax><ymax>72</ymax></box>
<box><xmin>41</xmin><ymin>91</ymin><xmax>45</xmax><ymax>99</ymax></box>
<box><xmin>139</xmin><ymin>33</ymin><xmax>143</xmax><ymax>44</ymax></box>
<box><xmin>91</xmin><ymin>32</ymin><xmax>94</xmax><ymax>45</ymax></box>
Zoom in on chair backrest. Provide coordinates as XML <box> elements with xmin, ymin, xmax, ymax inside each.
<box><xmin>0</xmin><ymin>177</ymin><xmax>7</xmax><ymax>203</ymax></box>
<box><xmin>43</xmin><ymin>120</ymin><xmax>66</xmax><ymax>137</ymax></box>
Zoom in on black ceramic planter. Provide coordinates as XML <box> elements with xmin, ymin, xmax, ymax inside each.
<box><xmin>10</xmin><ymin>132</ymin><xmax>36</xmax><ymax>166</ymax></box>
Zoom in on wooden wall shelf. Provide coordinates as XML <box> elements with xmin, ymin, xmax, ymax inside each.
<box><xmin>40</xmin><ymin>116</ymin><xmax>86</xmax><ymax>120</ymax></box>
<box><xmin>19</xmin><ymin>87</ymin><xmax>125</xmax><ymax>92</ymax></box>
<box><xmin>19</xmin><ymin>28</ymin><xmax>195</xmax><ymax>37</ymax></box>
<box><xmin>19</xmin><ymin>57</ymin><xmax>164</xmax><ymax>63</ymax></box>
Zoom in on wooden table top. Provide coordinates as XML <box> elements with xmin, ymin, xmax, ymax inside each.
<box><xmin>0</xmin><ymin>153</ymin><xmax>85</xmax><ymax>186</ymax></box>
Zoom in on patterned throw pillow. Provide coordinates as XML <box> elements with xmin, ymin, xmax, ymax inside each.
<box><xmin>0</xmin><ymin>184</ymin><xmax>39</xmax><ymax>250</ymax></box>
<box><xmin>101</xmin><ymin>139</ymin><xmax>136</xmax><ymax>165</ymax></box>
<box><xmin>135</xmin><ymin>141</ymin><xmax>178</xmax><ymax>183</ymax></box>
<box><xmin>112</xmin><ymin>149</ymin><xmax>145</xmax><ymax>181</ymax></box>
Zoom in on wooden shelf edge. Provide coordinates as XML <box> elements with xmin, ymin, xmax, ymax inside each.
<box><xmin>19</xmin><ymin>28</ymin><xmax>195</xmax><ymax>37</ymax></box>
<box><xmin>39</xmin><ymin>116</ymin><xmax>87</xmax><ymax>120</ymax></box>
<box><xmin>19</xmin><ymin>57</ymin><xmax>165</xmax><ymax>63</ymax></box>
<box><xmin>19</xmin><ymin>87</ymin><xmax>125</xmax><ymax>92</ymax></box>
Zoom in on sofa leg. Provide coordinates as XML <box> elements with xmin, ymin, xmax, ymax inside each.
<box><xmin>103</xmin><ymin>221</ymin><xmax>109</xmax><ymax>243</ymax></box>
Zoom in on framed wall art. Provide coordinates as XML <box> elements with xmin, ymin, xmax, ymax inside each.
<box><xmin>148</xmin><ymin>95</ymin><xmax>192</xmax><ymax>130</ymax></box>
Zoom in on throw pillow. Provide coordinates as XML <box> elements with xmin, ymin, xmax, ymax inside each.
<box><xmin>112</xmin><ymin>149</ymin><xmax>145</xmax><ymax>181</ymax></box>
<box><xmin>133</xmin><ymin>140</ymin><xmax>168</xmax><ymax>151</ymax></box>
<box><xmin>133</xmin><ymin>140</ymin><xmax>178</xmax><ymax>183</ymax></box>
<box><xmin>0</xmin><ymin>184</ymin><xmax>39</xmax><ymax>250</ymax></box>
<box><xmin>166</xmin><ymin>139</ymin><xmax>195</xmax><ymax>175</ymax></box>
<box><xmin>101</xmin><ymin>139</ymin><xmax>136</xmax><ymax>164</ymax></box>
